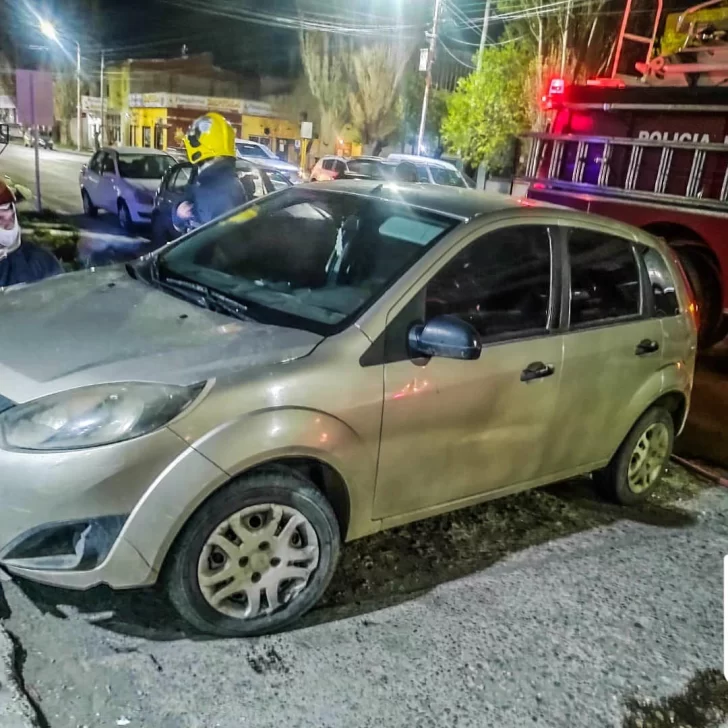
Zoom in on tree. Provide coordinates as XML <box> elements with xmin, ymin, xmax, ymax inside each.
<box><xmin>441</xmin><ymin>43</ymin><xmax>530</xmax><ymax>172</ymax></box>
<box><xmin>348</xmin><ymin>41</ymin><xmax>409</xmax><ymax>155</ymax></box>
<box><xmin>300</xmin><ymin>31</ymin><xmax>351</xmax><ymax>145</ymax></box>
<box><xmin>54</xmin><ymin>74</ymin><xmax>78</xmax><ymax>145</ymax></box>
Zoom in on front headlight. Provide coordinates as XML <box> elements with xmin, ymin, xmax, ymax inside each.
<box><xmin>0</xmin><ymin>382</ymin><xmax>204</xmax><ymax>451</ymax></box>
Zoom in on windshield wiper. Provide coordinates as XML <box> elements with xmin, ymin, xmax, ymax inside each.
<box><xmin>149</xmin><ymin>257</ymin><xmax>253</xmax><ymax>322</ymax></box>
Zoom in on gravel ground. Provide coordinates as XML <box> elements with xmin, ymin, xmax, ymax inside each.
<box><xmin>0</xmin><ymin>466</ymin><xmax>725</xmax><ymax>728</ymax></box>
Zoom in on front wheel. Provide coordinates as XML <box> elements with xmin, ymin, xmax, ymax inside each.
<box><xmin>596</xmin><ymin>406</ymin><xmax>674</xmax><ymax>505</ymax></box>
<box><xmin>166</xmin><ymin>469</ymin><xmax>341</xmax><ymax>637</ymax></box>
<box><xmin>81</xmin><ymin>188</ymin><xmax>98</xmax><ymax>218</ymax></box>
<box><xmin>118</xmin><ymin>199</ymin><xmax>134</xmax><ymax>232</ymax></box>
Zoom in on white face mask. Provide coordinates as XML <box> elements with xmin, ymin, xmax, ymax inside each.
<box><xmin>0</xmin><ymin>208</ymin><xmax>20</xmax><ymax>261</ymax></box>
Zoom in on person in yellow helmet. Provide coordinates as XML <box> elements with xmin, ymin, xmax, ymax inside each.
<box><xmin>174</xmin><ymin>112</ymin><xmax>248</xmax><ymax>231</ymax></box>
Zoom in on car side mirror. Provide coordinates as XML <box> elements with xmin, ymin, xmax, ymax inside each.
<box><xmin>408</xmin><ymin>315</ymin><xmax>482</xmax><ymax>361</ymax></box>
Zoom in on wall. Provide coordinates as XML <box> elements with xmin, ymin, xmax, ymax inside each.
<box><xmin>129</xmin><ymin>107</ymin><xmax>167</xmax><ymax>148</ymax></box>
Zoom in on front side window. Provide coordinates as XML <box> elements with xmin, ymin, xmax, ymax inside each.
<box><xmin>88</xmin><ymin>152</ymin><xmax>102</xmax><ymax>173</ymax></box>
<box><xmin>426</xmin><ymin>225</ymin><xmax>553</xmax><ymax>341</ymax></box>
<box><xmin>347</xmin><ymin>160</ymin><xmax>386</xmax><ymax>178</ymax></box>
<box><xmin>568</xmin><ymin>228</ymin><xmax>641</xmax><ymax>327</ymax></box>
<box><xmin>159</xmin><ymin>189</ymin><xmax>457</xmax><ymax>334</ymax></box>
<box><xmin>100</xmin><ymin>154</ymin><xmax>115</xmax><ymax>175</ymax></box>
<box><xmin>415</xmin><ymin>165</ymin><xmax>430</xmax><ymax>183</ymax></box>
<box><xmin>117</xmin><ymin>153</ymin><xmax>173</xmax><ymax>179</ymax></box>
<box><xmin>638</xmin><ymin>245</ymin><xmax>680</xmax><ymax>317</ymax></box>
<box><xmin>169</xmin><ymin>166</ymin><xmax>192</xmax><ymax>193</ymax></box>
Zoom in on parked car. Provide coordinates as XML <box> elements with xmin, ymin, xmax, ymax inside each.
<box><xmin>0</xmin><ymin>181</ymin><xmax>696</xmax><ymax>637</ymax></box>
<box><xmin>387</xmin><ymin>154</ymin><xmax>472</xmax><ymax>188</ymax></box>
<box><xmin>23</xmin><ymin>129</ymin><xmax>54</xmax><ymax>150</ymax></box>
<box><xmin>151</xmin><ymin>159</ymin><xmax>290</xmax><ymax>246</ymax></box>
<box><xmin>310</xmin><ymin>156</ymin><xmax>391</xmax><ymax>182</ymax></box>
<box><xmin>235</xmin><ymin>139</ymin><xmax>302</xmax><ymax>184</ymax></box>
<box><xmin>80</xmin><ymin>147</ymin><xmax>174</xmax><ymax>231</ymax></box>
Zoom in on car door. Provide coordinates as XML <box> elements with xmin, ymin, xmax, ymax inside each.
<box><xmin>374</xmin><ymin>222</ymin><xmax>565</xmax><ymax>520</ymax></box>
<box><xmin>547</xmin><ymin>224</ymin><xmax>665</xmax><ymax>474</ymax></box>
<box><xmin>83</xmin><ymin>151</ymin><xmax>105</xmax><ymax>206</ymax></box>
<box><xmin>156</xmin><ymin>165</ymin><xmax>190</xmax><ymax>232</ymax></box>
<box><xmin>97</xmin><ymin>152</ymin><xmax>119</xmax><ymax>211</ymax></box>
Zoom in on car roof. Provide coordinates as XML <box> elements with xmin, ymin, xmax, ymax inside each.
<box><xmin>107</xmin><ymin>146</ymin><xmax>171</xmax><ymax>156</ymax></box>
<box><xmin>387</xmin><ymin>154</ymin><xmax>459</xmax><ymax>171</ymax></box>
<box><xmin>308</xmin><ymin>180</ymin><xmax>553</xmax><ymax>221</ymax></box>
<box><xmin>235</xmin><ymin>139</ymin><xmax>265</xmax><ymax>147</ymax></box>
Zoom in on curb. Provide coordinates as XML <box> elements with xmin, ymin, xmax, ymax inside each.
<box><xmin>0</xmin><ymin>627</ymin><xmax>40</xmax><ymax>728</ymax></box>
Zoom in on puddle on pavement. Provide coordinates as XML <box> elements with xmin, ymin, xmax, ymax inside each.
<box><xmin>623</xmin><ymin>668</ymin><xmax>728</xmax><ymax>728</ymax></box>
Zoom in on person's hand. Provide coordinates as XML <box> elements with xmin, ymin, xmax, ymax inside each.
<box><xmin>176</xmin><ymin>201</ymin><xmax>193</xmax><ymax>220</ymax></box>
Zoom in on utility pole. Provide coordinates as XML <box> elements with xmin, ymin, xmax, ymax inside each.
<box><xmin>99</xmin><ymin>50</ymin><xmax>105</xmax><ymax>146</ymax></box>
<box><xmin>417</xmin><ymin>0</ymin><xmax>443</xmax><ymax>156</ymax></box>
<box><xmin>477</xmin><ymin>0</ymin><xmax>493</xmax><ymax>70</ymax></box>
<box><xmin>76</xmin><ymin>42</ymin><xmax>81</xmax><ymax>151</ymax></box>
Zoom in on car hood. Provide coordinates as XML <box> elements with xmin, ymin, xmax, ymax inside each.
<box><xmin>0</xmin><ymin>267</ymin><xmax>323</xmax><ymax>403</ymax></box>
<box><xmin>123</xmin><ymin>178</ymin><xmax>162</xmax><ymax>193</ymax></box>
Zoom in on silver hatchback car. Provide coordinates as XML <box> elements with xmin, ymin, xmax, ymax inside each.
<box><xmin>0</xmin><ymin>182</ymin><xmax>697</xmax><ymax>636</ymax></box>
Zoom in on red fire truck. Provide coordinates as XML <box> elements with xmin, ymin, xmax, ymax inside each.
<box><xmin>522</xmin><ymin>0</ymin><xmax>728</xmax><ymax>347</ymax></box>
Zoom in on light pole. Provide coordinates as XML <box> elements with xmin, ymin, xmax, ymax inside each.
<box><xmin>417</xmin><ymin>0</ymin><xmax>443</xmax><ymax>155</ymax></box>
<box><xmin>40</xmin><ymin>20</ymin><xmax>82</xmax><ymax>151</ymax></box>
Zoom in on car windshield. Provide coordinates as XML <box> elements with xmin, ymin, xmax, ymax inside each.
<box><xmin>430</xmin><ymin>166</ymin><xmax>467</xmax><ymax>188</ymax></box>
<box><xmin>159</xmin><ymin>188</ymin><xmax>457</xmax><ymax>335</ymax></box>
<box><xmin>117</xmin><ymin>153</ymin><xmax>173</xmax><ymax>179</ymax></box>
<box><xmin>346</xmin><ymin>159</ymin><xmax>386</xmax><ymax>178</ymax></box>
<box><xmin>236</xmin><ymin>142</ymin><xmax>275</xmax><ymax>160</ymax></box>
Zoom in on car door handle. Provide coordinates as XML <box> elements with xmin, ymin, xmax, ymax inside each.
<box><xmin>521</xmin><ymin>361</ymin><xmax>555</xmax><ymax>382</ymax></box>
<box><xmin>635</xmin><ymin>339</ymin><xmax>660</xmax><ymax>356</ymax></box>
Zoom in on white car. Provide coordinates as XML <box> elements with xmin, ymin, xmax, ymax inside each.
<box><xmin>80</xmin><ymin>147</ymin><xmax>174</xmax><ymax>231</ymax></box>
<box><xmin>234</xmin><ymin>139</ymin><xmax>303</xmax><ymax>184</ymax></box>
<box><xmin>386</xmin><ymin>154</ymin><xmax>472</xmax><ymax>188</ymax></box>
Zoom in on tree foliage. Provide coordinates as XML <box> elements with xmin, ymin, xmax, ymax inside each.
<box><xmin>300</xmin><ymin>31</ymin><xmax>410</xmax><ymax>150</ymax></box>
<box><xmin>441</xmin><ymin>42</ymin><xmax>530</xmax><ymax>170</ymax></box>
<box><xmin>348</xmin><ymin>41</ymin><xmax>408</xmax><ymax>147</ymax></box>
<box><xmin>300</xmin><ymin>32</ymin><xmax>351</xmax><ymax>140</ymax></box>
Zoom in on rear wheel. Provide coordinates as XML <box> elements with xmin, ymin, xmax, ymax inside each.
<box><xmin>671</xmin><ymin>242</ymin><xmax>724</xmax><ymax>348</ymax></box>
<box><xmin>596</xmin><ymin>406</ymin><xmax>674</xmax><ymax>505</ymax></box>
<box><xmin>81</xmin><ymin>189</ymin><xmax>98</xmax><ymax>218</ymax></box>
<box><xmin>166</xmin><ymin>469</ymin><xmax>341</xmax><ymax>637</ymax></box>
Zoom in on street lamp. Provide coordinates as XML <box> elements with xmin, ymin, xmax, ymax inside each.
<box><xmin>40</xmin><ymin>20</ymin><xmax>81</xmax><ymax>152</ymax></box>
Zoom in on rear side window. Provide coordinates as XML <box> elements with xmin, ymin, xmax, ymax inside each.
<box><xmin>322</xmin><ymin>159</ymin><xmax>334</xmax><ymax>171</ymax></box>
<box><xmin>169</xmin><ymin>167</ymin><xmax>192</xmax><ymax>192</ymax></box>
<box><xmin>415</xmin><ymin>165</ymin><xmax>430</xmax><ymax>183</ymax></box>
<box><xmin>568</xmin><ymin>229</ymin><xmax>641</xmax><ymax>327</ymax></box>
<box><xmin>638</xmin><ymin>245</ymin><xmax>680</xmax><ymax>317</ymax></box>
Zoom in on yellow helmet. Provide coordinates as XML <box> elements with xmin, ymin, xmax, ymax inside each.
<box><xmin>183</xmin><ymin>112</ymin><xmax>236</xmax><ymax>164</ymax></box>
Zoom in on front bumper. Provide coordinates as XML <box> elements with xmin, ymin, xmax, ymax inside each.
<box><xmin>0</xmin><ymin>426</ymin><xmax>226</xmax><ymax>590</ymax></box>
<box><xmin>130</xmin><ymin>201</ymin><xmax>154</xmax><ymax>223</ymax></box>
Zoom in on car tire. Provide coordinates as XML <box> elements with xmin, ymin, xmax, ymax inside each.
<box><xmin>118</xmin><ymin>199</ymin><xmax>134</xmax><ymax>232</ymax></box>
<box><xmin>81</xmin><ymin>189</ymin><xmax>98</xmax><ymax>218</ymax></box>
<box><xmin>596</xmin><ymin>406</ymin><xmax>674</xmax><ymax>506</ymax></box>
<box><xmin>166</xmin><ymin>468</ymin><xmax>341</xmax><ymax>637</ymax></box>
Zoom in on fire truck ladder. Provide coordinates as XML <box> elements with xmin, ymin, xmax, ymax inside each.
<box><xmin>611</xmin><ymin>0</ymin><xmax>664</xmax><ymax>77</ymax></box>
<box><xmin>522</xmin><ymin>132</ymin><xmax>728</xmax><ymax>212</ymax></box>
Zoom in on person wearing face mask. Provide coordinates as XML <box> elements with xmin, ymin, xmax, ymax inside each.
<box><xmin>0</xmin><ymin>180</ymin><xmax>62</xmax><ymax>288</ymax></box>
<box><xmin>173</xmin><ymin>112</ymin><xmax>248</xmax><ymax>233</ymax></box>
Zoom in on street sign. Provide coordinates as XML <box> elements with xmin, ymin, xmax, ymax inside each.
<box><xmin>300</xmin><ymin>121</ymin><xmax>313</xmax><ymax>140</ymax></box>
<box><xmin>419</xmin><ymin>48</ymin><xmax>429</xmax><ymax>72</ymax></box>
<box><xmin>15</xmin><ymin>70</ymin><xmax>54</xmax><ymax>127</ymax></box>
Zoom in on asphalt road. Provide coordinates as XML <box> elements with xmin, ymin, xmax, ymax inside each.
<box><xmin>0</xmin><ymin>468</ymin><xmax>725</xmax><ymax>728</ymax></box>
<box><xmin>0</xmin><ymin>142</ymin><xmax>91</xmax><ymax>215</ymax></box>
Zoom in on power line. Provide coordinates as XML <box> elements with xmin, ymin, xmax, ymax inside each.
<box><xmin>438</xmin><ymin>39</ymin><xmax>476</xmax><ymax>69</ymax></box>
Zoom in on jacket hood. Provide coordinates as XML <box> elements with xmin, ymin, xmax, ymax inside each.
<box><xmin>0</xmin><ymin>266</ymin><xmax>323</xmax><ymax>403</ymax></box>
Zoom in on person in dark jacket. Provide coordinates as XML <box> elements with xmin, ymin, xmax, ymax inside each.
<box><xmin>174</xmin><ymin>112</ymin><xmax>247</xmax><ymax>232</ymax></box>
<box><xmin>0</xmin><ymin>180</ymin><xmax>62</xmax><ymax>288</ymax></box>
